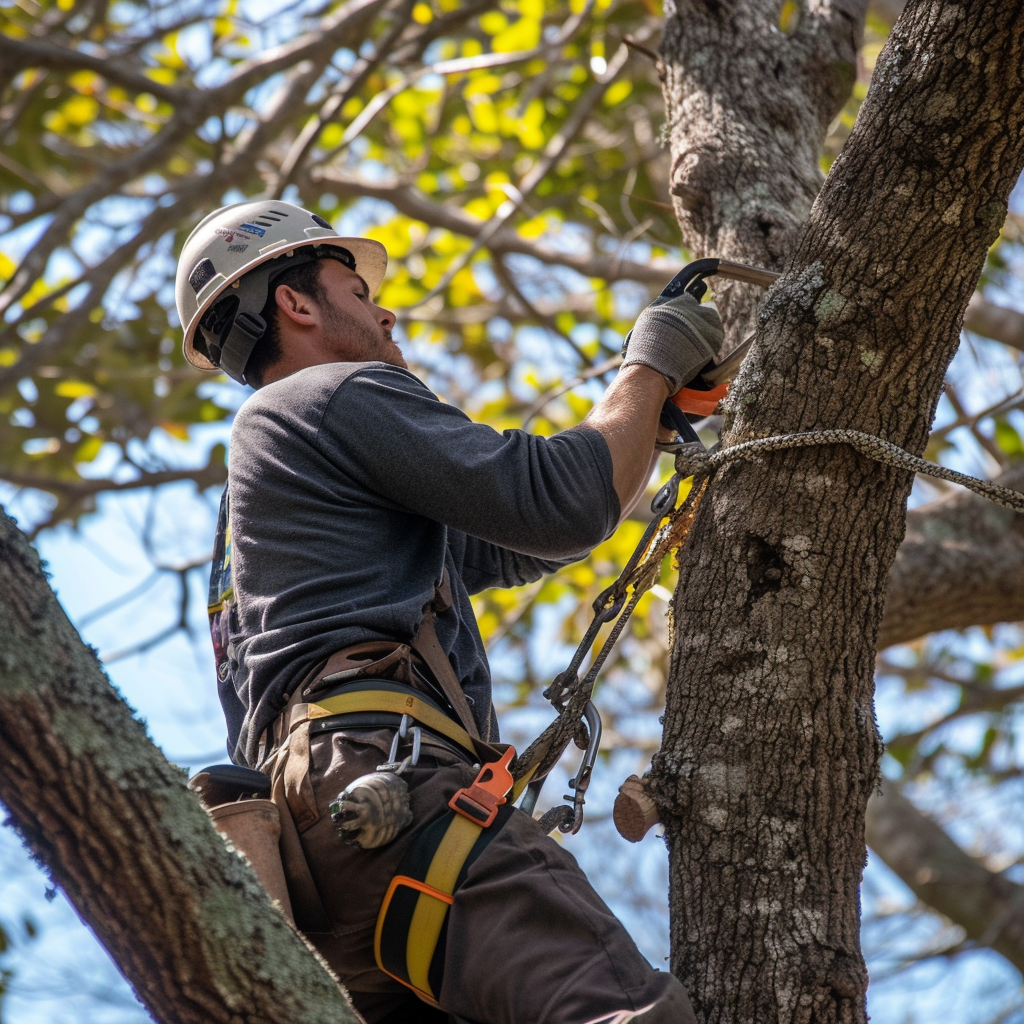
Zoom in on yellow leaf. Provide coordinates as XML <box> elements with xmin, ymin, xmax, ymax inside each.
<box><xmin>779</xmin><ymin>0</ymin><xmax>800</xmax><ymax>33</ymax></box>
<box><xmin>479</xmin><ymin>11</ymin><xmax>507</xmax><ymax>35</ymax></box>
<box><xmin>55</xmin><ymin>381</ymin><xmax>98</xmax><ymax>399</ymax></box>
<box><xmin>464</xmin><ymin>197</ymin><xmax>494</xmax><ymax>221</ymax></box>
<box><xmin>161</xmin><ymin>421</ymin><xmax>190</xmax><ymax>440</ymax></box>
<box><xmin>145</xmin><ymin>68</ymin><xmax>176</xmax><ymax>86</ymax></box>
<box><xmin>320</xmin><ymin>123</ymin><xmax>343</xmax><ymax>148</ymax></box>
<box><xmin>75</xmin><ymin>436</ymin><xmax>104</xmax><ymax>463</ymax></box>
<box><xmin>468</xmin><ymin>97</ymin><xmax>498</xmax><ymax>134</ymax></box>
<box><xmin>412</xmin><ymin>2</ymin><xmax>432</xmax><ymax>23</ymax></box>
<box><xmin>518</xmin><ymin>214</ymin><xmax>549</xmax><ymax>240</ymax></box>
<box><xmin>603</xmin><ymin>81</ymin><xmax>632</xmax><ymax>107</ymax></box>
<box><xmin>493</xmin><ymin>16</ymin><xmax>540</xmax><ymax>53</ymax></box>
<box><xmin>43</xmin><ymin>111</ymin><xmax>68</xmax><ymax>133</ymax></box>
<box><xmin>465</xmin><ymin>73</ymin><xmax>502</xmax><ymax>99</ymax></box>
<box><xmin>68</xmin><ymin>70</ymin><xmax>98</xmax><ymax>93</ymax></box>
<box><xmin>450</xmin><ymin>266</ymin><xmax>480</xmax><ymax>306</ymax></box>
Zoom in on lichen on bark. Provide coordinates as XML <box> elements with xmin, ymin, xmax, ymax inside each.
<box><xmin>654</xmin><ymin>2</ymin><xmax>1024</xmax><ymax>1022</ymax></box>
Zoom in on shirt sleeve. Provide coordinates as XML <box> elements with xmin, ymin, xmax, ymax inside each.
<box><xmin>316</xmin><ymin>365</ymin><xmax>620</xmax><ymax>560</ymax></box>
<box><xmin>452</xmin><ymin>531</ymin><xmax>589</xmax><ymax>594</ymax></box>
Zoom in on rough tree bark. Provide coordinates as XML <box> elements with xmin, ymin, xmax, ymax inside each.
<box><xmin>654</xmin><ymin>3</ymin><xmax>1024</xmax><ymax>1023</ymax></box>
<box><xmin>0</xmin><ymin>509</ymin><xmax>361</xmax><ymax>1024</ymax></box>
<box><xmin>660</xmin><ymin>0</ymin><xmax>865</xmax><ymax>347</ymax></box>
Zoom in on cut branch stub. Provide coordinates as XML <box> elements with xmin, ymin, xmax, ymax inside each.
<box><xmin>613</xmin><ymin>773</ymin><xmax>662</xmax><ymax>843</ymax></box>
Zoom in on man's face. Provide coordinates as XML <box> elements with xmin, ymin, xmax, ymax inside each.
<box><xmin>315</xmin><ymin>258</ymin><xmax>404</xmax><ymax>368</ymax></box>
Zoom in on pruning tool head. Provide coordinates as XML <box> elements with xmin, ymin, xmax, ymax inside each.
<box><xmin>662</xmin><ymin>258</ymin><xmax>780</xmax><ymax>420</ymax></box>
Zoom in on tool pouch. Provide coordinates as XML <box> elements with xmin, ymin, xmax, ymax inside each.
<box><xmin>189</xmin><ymin>766</ymin><xmax>295</xmax><ymax>925</ymax></box>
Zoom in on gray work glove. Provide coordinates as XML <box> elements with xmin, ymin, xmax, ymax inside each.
<box><xmin>621</xmin><ymin>292</ymin><xmax>724</xmax><ymax>393</ymax></box>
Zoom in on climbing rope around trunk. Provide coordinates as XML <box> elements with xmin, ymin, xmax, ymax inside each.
<box><xmin>517</xmin><ymin>425</ymin><xmax>1024</xmax><ymax>834</ymax></box>
<box><xmin>671</xmin><ymin>427</ymin><xmax>1024</xmax><ymax>513</ymax></box>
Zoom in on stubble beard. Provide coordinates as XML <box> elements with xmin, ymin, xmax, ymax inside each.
<box><xmin>322</xmin><ymin>297</ymin><xmax>405</xmax><ymax>368</ymax></box>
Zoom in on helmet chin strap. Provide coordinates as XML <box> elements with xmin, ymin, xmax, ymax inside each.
<box><xmin>203</xmin><ymin>250</ymin><xmax>323</xmax><ymax>384</ymax></box>
<box><xmin>218</xmin><ymin>266</ymin><xmax>277</xmax><ymax>383</ymax></box>
<box><xmin>202</xmin><ymin>244</ymin><xmax>355</xmax><ymax>384</ymax></box>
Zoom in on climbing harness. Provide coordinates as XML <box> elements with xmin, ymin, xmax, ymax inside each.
<box><xmin>375</xmin><ymin>749</ymin><xmax>519</xmax><ymax>1006</ymax></box>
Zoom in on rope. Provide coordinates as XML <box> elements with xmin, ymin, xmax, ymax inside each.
<box><xmin>519</xmin><ymin>424</ymin><xmax>1024</xmax><ymax>833</ymax></box>
<box><xmin>671</xmin><ymin>428</ymin><xmax>1024</xmax><ymax>513</ymax></box>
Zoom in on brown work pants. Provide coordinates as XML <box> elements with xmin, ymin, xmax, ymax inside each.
<box><xmin>280</xmin><ymin>722</ymin><xmax>695</xmax><ymax>1024</ymax></box>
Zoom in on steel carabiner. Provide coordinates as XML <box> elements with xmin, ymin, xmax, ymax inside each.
<box><xmin>560</xmin><ymin>700</ymin><xmax>603</xmax><ymax>835</ymax></box>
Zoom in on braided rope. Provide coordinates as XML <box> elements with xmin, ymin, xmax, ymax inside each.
<box><xmin>673</xmin><ymin>428</ymin><xmax>1024</xmax><ymax>513</ymax></box>
<box><xmin>512</xmin><ymin>480</ymin><xmax>706</xmax><ymax>787</ymax></box>
<box><xmin>519</xmin><ymin>426</ymin><xmax>1023</xmax><ymax>833</ymax></box>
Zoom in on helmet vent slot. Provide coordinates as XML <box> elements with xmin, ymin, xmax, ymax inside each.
<box><xmin>188</xmin><ymin>258</ymin><xmax>217</xmax><ymax>295</ymax></box>
<box><xmin>311</xmin><ymin>214</ymin><xmax>333</xmax><ymax>229</ymax></box>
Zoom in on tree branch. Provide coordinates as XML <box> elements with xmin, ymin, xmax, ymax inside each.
<box><xmin>0</xmin><ymin>506</ymin><xmax>362</xmax><ymax>1023</ymax></box>
<box><xmin>879</xmin><ymin>462</ymin><xmax>1024</xmax><ymax>649</ymax></box>
<box><xmin>866</xmin><ymin>781</ymin><xmax>1024</xmax><ymax>976</ymax></box>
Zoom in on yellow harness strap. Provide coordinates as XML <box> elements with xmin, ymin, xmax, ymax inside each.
<box><xmin>374</xmin><ymin>752</ymin><xmax>517</xmax><ymax>1008</ymax></box>
<box><xmin>308</xmin><ymin>687</ymin><xmax>479</xmax><ymax>760</ymax></box>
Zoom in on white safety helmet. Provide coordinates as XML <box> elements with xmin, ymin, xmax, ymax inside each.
<box><xmin>175</xmin><ymin>200</ymin><xmax>388</xmax><ymax>384</ymax></box>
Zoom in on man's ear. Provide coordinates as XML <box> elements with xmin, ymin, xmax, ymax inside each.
<box><xmin>274</xmin><ymin>284</ymin><xmax>318</xmax><ymax>327</ymax></box>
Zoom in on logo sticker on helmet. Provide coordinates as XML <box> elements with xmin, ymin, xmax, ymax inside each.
<box><xmin>215</xmin><ymin>228</ymin><xmax>244</xmax><ymax>243</ymax></box>
<box><xmin>227</xmin><ymin>244</ymin><xmax>249</xmax><ymax>253</ymax></box>
<box><xmin>238</xmin><ymin>222</ymin><xmax>266</xmax><ymax>237</ymax></box>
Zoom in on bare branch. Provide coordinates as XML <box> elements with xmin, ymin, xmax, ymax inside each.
<box><xmin>964</xmin><ymin>293</ymin><xmax>1024</xmax><ymax>353</ymax></box>
<box><xmin>880</xmin><ymin>462</ymin><xmax>1024</xmax><ymax>649</ymax></box>
<box><xmin>308</xmin><ymin>170</ymin><xmax>673</xmax><ymax>285</ymax></box>
<box><xmin>866</xmin><ymin>781</ymin><xmax>1024</xmax><ymax>975</ymax></box>
<box><xmin>0</xmin><ymin>34</ymin><xmax>182</xmax><ymax>102</ymax></box>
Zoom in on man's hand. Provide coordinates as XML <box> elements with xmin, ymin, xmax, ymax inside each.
<box><xmin>621</xmin><ymin>292</ymin><xmax>724</xmax><ymax>393</ymax></box>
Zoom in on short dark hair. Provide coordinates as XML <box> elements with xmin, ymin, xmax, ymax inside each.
<box><xmin>244</xmin><ymin>258</ymin><xmax>328</xmax><ymax>387</ymax></box>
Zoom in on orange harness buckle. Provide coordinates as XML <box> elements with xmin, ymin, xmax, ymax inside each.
<box><xmin>448</xmin><ymin>747</ymin><xmax>515</xmax><ymax>828</ymax></box>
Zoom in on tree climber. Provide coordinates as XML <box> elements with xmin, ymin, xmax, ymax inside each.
<box><xmin>176</xmin><ymin>200</ymin><xmax>722</xmax><ymax>1024</ymax></box>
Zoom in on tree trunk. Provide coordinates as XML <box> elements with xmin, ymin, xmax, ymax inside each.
<box><xmin>0</xmin><ymin>508</ymin><xmax>361</xmax><ymax>1024</ymax></box>
<box><xmin>654</xmin><ymin>3</ymin><xmax>1024</xmax><ymax>1023</ymax></box>
<box><xmin>659</xmin><ymin>0</ymin><xmax>866</xmax><ymax>347</ymax></box>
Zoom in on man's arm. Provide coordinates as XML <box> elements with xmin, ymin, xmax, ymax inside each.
<box><xmin>578</xmin><ymin>363</ymin><xmax>670</xmax><ymax>522</ymax></box>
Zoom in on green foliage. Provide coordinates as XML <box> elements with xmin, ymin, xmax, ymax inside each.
<box><xmin>0</xmin><ymin>0</ymin><xmax>679</xmax><ymax>535</ymax></box>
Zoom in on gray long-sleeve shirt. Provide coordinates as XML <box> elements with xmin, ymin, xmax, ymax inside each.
<box><xmin>219</xmin><ymin>361</ymin><xmax>619</xmax><ymax>766</ymax></box>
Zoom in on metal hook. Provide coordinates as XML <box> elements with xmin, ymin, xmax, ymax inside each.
<box><xmin>387</xmin><ymin>714</ymin><xmax>422</xmax><ymax>768</ymax></box>
<box><xmin>560</xmin><ymin>700</ymin><xmax>603</xmax><ymax>835</ymax></box>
